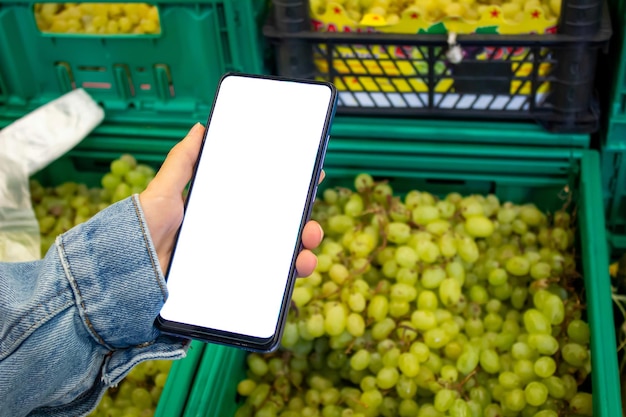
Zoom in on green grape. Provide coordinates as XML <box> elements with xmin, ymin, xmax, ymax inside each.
<box><xmin>510</xmin><ymin>286</ymin><xmax>528</xmax><ymax>309</ymax></box>
<box><xmin>417</xmin><ymin>290</ymin><xmax>439</xmax><ymax>311</ymax></box>
<box><xmin>505</xmin><ymin>256</ymin><xmax>530</xmax><ymax>276</ymax></box>
<box><xmin>372</xmin><ymin>318</ymin><xmax>396</xmax><ymax>340</ymax></box>
<box><xmin>456</xmin><ymin>348</ymin><xmax>479</xmax><ymax>375</ymax></box>
<box><xmin>328</xmin><ymin>214</ymin><xmax>355</xmax><ymax>234</ymax></box>
<box><xmin>469</xmin><ymin>386</ymin><xmax>491</xmax><ymax>408</ymax></box>
<box><xmin>354</xmin><ymin>173</ymin><xmax>374</xmax><ymax>192</ymax></box>
<box><xmin>397</xmin><ymin>352</ymin><xmax>420</xmax><ymax>377</ymax></box>
<box><xmin>479</xmin><ymin>348</ymin><xmax>501</xmax><ymax>374</ymax></box>
<box><xmin>412</xmin><ymin>205</ymin><xmax>440</xmax><ymax>225</ymax></box>
<box><xmin>488</xmin><ymin>268</ymin><xmax>508</xmax><ymax>286</ymax></box>
<box><xmin>498</xmin><ymin>371</ymin><xmax>522</xmax><ymax>389</ymax></box>
<box><xmin>523</xmin><ymin>381</ymin><xmax>549</xmax><ymax>407</ymax></box>
<box><xmin>421</xmin><ymin>266</ymin><xmax>446</xmax><ymax>289</ymax></box>
<box><xmin>542</xmin><ymin>376</ymin><xmax>566</xmax><ymax>399</ymax></box>
<box><xmin>418</xmin><ymin>404</ymin><xmax>445</xmax><ymax>417</ymax></box>
<box><xmin>439</xmin><ymin>278</ymin><xmax>462</xmax><ymax>307</ymax></box>
<box><xmin>560</xmin><ymin>373</ymin><xmax>579</xmax><ymax>400</ymax></box>
<box><xmin>361</xmin><ymin>389</ymin><xmax>383</xmax><ymax>409</ymax></box>
<box><xmin>434</xmin><ymin>388</ymin><xmax>457</xmax><ymax>413</ymax></box>
<box><xmin>373</xmin><ymin>183</ymin><xmax>393</xmax><ymax>205</ymax></box>
<box><xmin>464</xmin><ymin>216</ymin><xmax>494</xmax><ymax>238</ymax></box>
<box><xmin>523</xmin><ymin>309</ymin><xmax>551</xmax><ymax>334</ymax></box>
<box><xmin>367</xmin><ymin>295</ymin><xmax>389</xmax><ymax>322</ymax></box>
<box><xmin>101</xmin><ymin>173</ymin><xmax>122</xmax><ymax>191</ymax></box>
<box><xmin>346</xmin><ymin>313</ymin><xmax>366</xmax><ymax>337</ymax></box>
<box><xmin>390</xmin><ymin>283</ymin><xmax>417</xmax><ymax>302</ymax></box>
<box><xmin>410</xmin><ymin>342</ymin><xmax>431</xmax><ymax>362</ymax></box>
<box><xmin>387</xmin><ymin>222</ymin><xmax>412</xmax><ymax>244</ymax></box>
<box><xmin>527</xmin><ymin>334</ymin><xmax>559</xmax><ymax>355</ymax></box>
<box><xmin>503</xmin><ymin>388</ymin><xmax>526</xmax><ymax>412</ymax></box>
<box><xmin>423</xmin><ymin>328</ymin><xmax>450</xmax><ymax>349</ymax></box>
<box><xmin>469</xmin><ymin>285</ymin><xmax>489</xmax><ymax>305</ymax></box>
<box><xmin>325</xmin><ymin>304</ymin><xmax>347</xmax><ymax>336</ymax></box>
<box><xmin>395</xmin><ymin>245</ymin><xmax>419</xmax><ymax>268</ymax></box>
<box><xmin>514</xmin><ymin>359</ymin><xmax>536</xmax><ymax>384</ymax></box>
<box><xmin>533</xmin><ymin>411</ymin><xmax>558</xmax><ymax>417</ymax></box>
<box><xmin>540</xmin><ymin>294</ymin><xmax>564</xmax><ymax>325</ymax></box>
<box><xmin>249</xmin><ymin>383</ymin><xmax>271</xmax><ymax>408</ymax></box>
<box><xmin>398</xmin><ymin>399</ymin><xmax>419</xmax><ymax>416</ymax></box>
<box><xmin>483</xmin><ymin>312</ymin><xmax>503</xmax><ymax>332</ymax></box>
<box><xmin>456</xmin><ymin>236</ymin><xmax>479</xmax><ymax>263</ymax></box>
<box><xmin>561</xmin><ymin>343</ymin><xmax>589</xmax><ymax>367</ymax></box>
<box><xmin>247</xmin><ymin>354</ymin><xmax>269</xmax><ymax>377</ymax></box>
<box><xmin>411</xmin><ymin>310</ymin><xmax>437</xmax><ymax>331</ymax></box>
<box><xmin>449</xmin><ymin>398</ymin><xmax>472</xmax><ymax>417</ymax></box>
<box><xmin>530</xmin><ymin>262</ymin><xmax>551</xmax><ymax>280</ymax></box>
<box><xmin>567</xmin><ymin>319</ymin><xmax>590</xmax><ymax>344</ymax></box>
<box><xmin>396</xmin><ymin>267</ymin><xmax>418</xmax><ymax>285</ymax></box>
<box><xmin>306</xmin><ymin>314</ymin><xmax>325</xmax><ymax>338</ymax></box>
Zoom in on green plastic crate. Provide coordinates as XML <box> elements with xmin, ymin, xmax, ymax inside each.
<box><xmin>178</xmin><ymin>139</ymin><xmax>621</xmax><ymax>417</ymax></box>
<box><xmin>601</xmin><ymin>146</ymin><xmax>626</xmax><ymax>237</ymax></box>
<box><xmin>154</xmin><ymin>341</ymin><xmax>205</xmax><ymax>417</ymax></box>
<box><xmin>0</xmin><ymin>0</ymin><xmax>267</xmax><ymax>124</ymax></box>
<box><xmin>603</xmin><ymin>0</ymin><xmax>626</xmax><ymax>148</ymax></box>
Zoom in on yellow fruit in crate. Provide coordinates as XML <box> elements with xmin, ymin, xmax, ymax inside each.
<box><xmin>444</xmin><ymin>1</ymin><xmax>465</xmax><ymax>16</ymax></box>
<box><xmin>34</xmin><ymin>3</ymin><xmax>161</xmax><ymax>35</ymax></box>
<box><xmin>501</xmin><ymin>2</ymin><xmax>521</xmax><ymax>19</ymax></box>
<box><xmin>369</xmin><ymin>5</ymin><xmax>388</xmax><ymax>16</ymax></box>
<box><xmin>107</xmin><ymin>20</ymin><xmax>120</xmax><ymax>34</ymax></box>
<box><xmin>118</xmin><ymin>16</ymin><xmax>133</xmax><ymax>33</ymax></box>
<box><xmin>386</xmin><ymin>13</ymin><xmax>400</xmax><ymax>23</ymax></box>
<box><xmin>523</xmin><ymin>0</ymin><xmax>541</xmax><ymax>12</ymax></box>
<box><xmin>464</xmin><ymin>7</ymin><xmax>479</xmax><ymax>20</ymax></box>
<box><xmin>549</xmin><ymin>0</ymin><xmax>561</xmax><ymax>16</ymax></box>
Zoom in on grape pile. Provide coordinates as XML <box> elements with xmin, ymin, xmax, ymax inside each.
<box><xmin>235</xmin><ymin>174</ymin><xmax>592</xmax><ymax>417</ymax></box>
<box><xmin>30</xmin><ymin>154</ymin><xmax>169</xmax><ymax>417</ymax></box>
<box><xmin>34</xmin><ymin>3</ymin><xmax>161</xmax><ymax>34</ymax></box>
<box><xmin>31</xmin><ymin>154</ymin><xmax>155</xmax><ymax>254</ymax></box>
<box><xmin>88</xmin><ymin>360</ymin><xmax>173</xmax><ymax>417</ymax></box>
<box><xmin>311</xmin><ymin>0</ymin><xmax>562</xmax><ymax>24</ymax></box>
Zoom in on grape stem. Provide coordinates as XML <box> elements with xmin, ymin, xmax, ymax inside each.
<box><xmin>455</xmin><ymin>366</ymin><xmax>479</xmax><ymax>392</ymax></box>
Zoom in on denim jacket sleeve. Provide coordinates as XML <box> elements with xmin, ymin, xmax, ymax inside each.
<box><xmin>0</xmin><ymin>195</ymin><xmax>190</xmax><ymax>417</ymax></box>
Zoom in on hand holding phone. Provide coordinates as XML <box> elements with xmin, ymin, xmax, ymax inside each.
<box><xmin>155</xmin><ymin>73</ymin><xmax>337</xmax><ymax>352</ymax></box>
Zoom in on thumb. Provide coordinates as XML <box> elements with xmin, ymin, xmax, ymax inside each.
<box><xmin>150</xmin><ymin>123</ymin><xmax>205</xmax><ymax>196</ymax></box>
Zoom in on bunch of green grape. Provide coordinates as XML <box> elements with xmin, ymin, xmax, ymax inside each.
<box><xmin>34</xmin><ymin>3</ymin><xmax>161</xmax><ymax>35</ymax></box>
<box><xmin>234</xmin><ymin>173</ymin><xmax>593</xmax><ymax>417</ymax></box>
<box><xmin>311</xmin><ymin>0</ymin><xmax>561</xmax><ymax>24</ymax></box>
<box><xmin>31</xmin><ymin>153</ymin><xmax>155</xmax><ymax>254</ymax></box>
<box><xmin>87</xmin><ymin>359</ymin><xmax>173</xmax><ymax>417</ymax></box>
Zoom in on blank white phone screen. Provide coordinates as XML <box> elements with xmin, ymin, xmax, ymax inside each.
<box><xmin>160</xmin><ymin>76</ymin><xmax>333</xmax><ymax>339</ymax></box>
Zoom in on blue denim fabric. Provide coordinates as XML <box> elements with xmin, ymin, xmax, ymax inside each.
<box><xmin>0</xmin><ymin>195</ymin><xmax>189</xmax><ymax>417</ymax></box>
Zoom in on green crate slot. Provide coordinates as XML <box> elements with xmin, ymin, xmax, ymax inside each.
<box><xmin>603</xmin><ymin>0</ymin><xmax>626</xmax><ymax>148</ymax></box>
<box><xmin>0</xmin><ymin>0</ymin><xmax>267</xmax><ymax>124</ymax></box>
<box><xmin>178</xmin><ymin>143</ymin><xmax>620</xmax><ymax>417</ymax></box>
<box><xmin>154</xmin><ymin>340</ymin><xmax>205</xmax><ymax>417</ymax></box>
<box><xmin>601</xmin><ymin>147</ymin><xmax>626</xmax><ymax>235</ymax></box>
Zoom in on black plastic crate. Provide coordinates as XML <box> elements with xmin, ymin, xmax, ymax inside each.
<box><xmin>263</xmin><ymin>0</ymin><xmax>611</xmax><ymax>133</ymax></box>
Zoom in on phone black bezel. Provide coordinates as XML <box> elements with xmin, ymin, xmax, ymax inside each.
<box><xmin>155</xmin><ymin>72</ymin><xmax>338</xmax><ymax>353</ymax></box>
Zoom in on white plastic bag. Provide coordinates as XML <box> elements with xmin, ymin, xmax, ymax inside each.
<box><xmin>0</xmin><ymin>89</ymin><xmax>105</xmax><ymax>262</ymax></box>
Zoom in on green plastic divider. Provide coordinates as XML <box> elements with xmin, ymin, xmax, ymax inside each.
<box><xmin>171</xmin><ymin>144</ymin><xmax>620</xmax><ymax>417</ymax></box>
<box><xmin>154</xmin><ymin>341</ymin><xmax>205</xmax><ymax>417</ymax></box>
<box><xmin>0</xmin><ymin>0</ymin><xmax>267</xmax><ymax>123</ymax></box>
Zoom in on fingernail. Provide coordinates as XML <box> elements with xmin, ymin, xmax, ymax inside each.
<box><xmin>190</xmin><ymin>123</ymin><xmax>204</xmax><ymax>134</ymax></box>
<box><xmin>318</xmin><ymin>223</ymin><xmax>325</xmax><ymax>241</ymax></box>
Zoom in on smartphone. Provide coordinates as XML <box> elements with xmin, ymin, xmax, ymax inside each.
<box><xmin>155</xmin><ymin>73</ymin><xmax>337</xmax><ymax>352</ymax></box>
